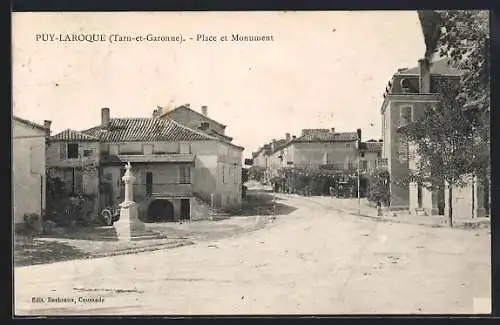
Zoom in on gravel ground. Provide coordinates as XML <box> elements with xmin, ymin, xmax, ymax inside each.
<box><xmin>14</xmin><ymin>193</ymin><xmax>490</xmax><ymax>316</ymax></box>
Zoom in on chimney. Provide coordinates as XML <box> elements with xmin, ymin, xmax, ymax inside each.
<box><xmin>157</xmin><ymin>106</ymin><xmax>164</xmax><ymax>116</ymax></box>
<box><xmin>418</xmin><ymin>58</ymin><xmax>431</xmax><ymax>93</ymax></box>
<box><xmin>152</xmin><ymin>109</ymin><xmax>159</xmax><ymax>118</ymax></box>
<box><xmin>201</xmin><ymin>105</ymin><xmax>208</xmax><ymax>116</ymax></box>
<box><xmin>43</xmin><ymin>120</ymin><xmax>52</xmax><ymax>135</ymax></box>
<box><xmin>101</xmin><ymin>107</ymin><xmax>110</xmax><ymax>128</ymax></box>
<box><xmin>271</xmin><ymin>139</ymin><xmax>276</xmax><ymax>152</ymax></box>
<box><xmin>285</xmin><ymin>133</ymin><xmax>291</xmax><ymax>141</ymax></box>
<box><xmin>331</xmin><ymin>128</ymin><xmax>335</xmax><ymax>134</ymax></box>
<box><xmin>185</xmin><ymin>103</ymin><xmax>190</xmax><ymax>109</ymax></box>
<box><xmin>292</xmin><ymin>135</ymin><xmax>296</xmax><ymax>139</ymax></box>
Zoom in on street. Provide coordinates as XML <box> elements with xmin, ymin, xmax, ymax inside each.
<box><xmin>15</xmin><ymin>190</ymin><xmax>491</xmax><ymax>315</ymax></box>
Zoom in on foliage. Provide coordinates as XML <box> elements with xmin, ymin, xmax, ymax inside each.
<box><xmin>242</xmin><ymin>167</ymin><xmax>249</xmax><ymax>184</ymax></box>
<box><xmin>367</xmin><ymin>169</ymin><xmax>391</xmax><ymax>206</ymax></box>
<box><xmin>46</xmin><ymin>173</ymin><xmax>97</xmax><ymax>227</ymax></box>
<box><xmin>399</xmin><ymin>77</ymin><xmax>475</xmax><ymax>225</ymax></box>
<box><xmin>23</xmin><ymin>213</ymin><xmax>43</xmax><ymax>234</ymax></box>
<box><xmin>418</xmin><ymin>10</ymin><xmax>490</xmax><ymax>178</ymax></box>
<box><xmin>248</xmin><ymin>166</ymin><xmax>265</xmax><ymax>182</ymax></box>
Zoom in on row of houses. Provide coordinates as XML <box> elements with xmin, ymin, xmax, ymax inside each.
<box><xmin>12</xmin><ymin>104</ymin><xmax>245</xmax><ymax>228</ymax></box>
<box><xmin>251</xmin><ymin>127</ymin><xmax>383</xmax><ymax>184</ymax></box>
<box><xmin>380</xmin><ymin>57</ymin><xmax>489</xmax><ymax>218</ymax></box>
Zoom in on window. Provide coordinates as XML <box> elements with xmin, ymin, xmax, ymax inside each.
<box><xmin>180</xmin><ymin>166</ymin><xmax>191</xmax><ymax>184</ymax></box>
<box><xmin>67</xmin><ymin>143</ymin><xmax>79</xmax><ymax>159</ymax></box>
<box><xmin>345</xmin><ymin>143</ymin><xmax>351</xmax><ymax>148</ymax></box>
<box><xmin>361</xmin><ymin>160</ymin><xmax>368</xmax><ymax>170</ymax></box>
<box><xmin>146</xmin><ymin>172</ymin><xmax>153</xmax><ymax>195</ymax></box>
<box><xmin>400</xmin><ymin>105</ymin><xmax>413</xmax><ymax>122</ymax></box>
<box><xmin>83</xmin><ymin>149</ymin><xmax>93</xmax><ymax>157</ymax></box>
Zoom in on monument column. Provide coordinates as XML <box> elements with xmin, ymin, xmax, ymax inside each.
<box><xmin>114</xmin><ymin>162</ymin><xmax>146</xmax><ymax>241</ymax></box>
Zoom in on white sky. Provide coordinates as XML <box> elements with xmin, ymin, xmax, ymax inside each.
<box><xmin>12</xmin><ymin>11</ymin><xmax>425</xmax><ymax>158</ymax></box>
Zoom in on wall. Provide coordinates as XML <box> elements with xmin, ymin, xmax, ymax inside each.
<box><xmin>360</xmin><ymin>151</ymin><xmax>380</xmax><ymax>171</ymax></box>
<box><xmin>165</xmin><ymin>107</ymin><xmax>226</xmax><ymax>135</ymax></box>
<box><xmin>253</xmin><ymin>151</ymin><xmax>268</xmax><ymax>168</ymax></box>
<box><xmin>12</xmin><ymin>120</ymin><xmax>47</xmax><ymax>225</ymax></box>
<box><xmin>47</xmin><ymin>141</ymin><xmax>100</xmax><ymax>167</ymax></box>
<box><xmin>216</xmin><ymin>142</ymin><xmax>243</xmax><ymax>208</ymax></box>
<box><xmin>190</xmin><ymin>141</ymin><xmax>219</xmax><ymax>203</ymax></box>
<box><xmin>101</xmin><ymin>141</ymin><xmax>191</xmax><ymax>156</ymax></box>
<box><xmin>290</xmin><ymin>141</ymin><xmax>358</xmax><ymax>170</ymax></box>
<box><xmin>444</xmin><ymin>175</ymin><xmax>486</xmax><ymax>219</ymax></box>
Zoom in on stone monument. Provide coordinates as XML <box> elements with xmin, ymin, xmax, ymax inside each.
<box><xmin>114</xmin><ymin>162</ymin><xmax>146</xmax><ymax>241</ymax></box>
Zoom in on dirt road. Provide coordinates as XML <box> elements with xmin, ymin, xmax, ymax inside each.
<box><xmin>14</xmin><ymin>194</ymin><xmax>491</xmax><ymax>315</ymax></box>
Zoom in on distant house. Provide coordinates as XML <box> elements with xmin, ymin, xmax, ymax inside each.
<box><xmin>46</xmin><ymin>107</ymin><xmax>245</xmax><ymax>223</ymax></box>
<box><xmin>275</xmin><ymin>128</ymin><xmax>360</xmax><ymax>172</ymax></box>
<box><xmin>157</xmin><ymin>104</ymin><xmax>234</xmax><ymax>143</ymax></box>
<box><xmin>12</xmin><ymin>116</ymin><xmax>51</xmax><ymax>228</ymax></box>
<box><xmin>358</xmin><ymin>140</ymin><xmax>383</xmax><ymax>171</ymax></box>
<box><xmin>381</xmin><ymin>58</ymin><xmax>488</xmax><ymax>217</ymax></box>
<box><xmin>46</xmin><ymin>129</ymin><xmax>101</xmax><ymax>217</ymax></box>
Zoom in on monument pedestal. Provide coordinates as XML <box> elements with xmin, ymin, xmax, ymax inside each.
<box><xmin>114</xmin><ymin>201</ymin><xmax>147</xmax><ymax>241</ymax></box>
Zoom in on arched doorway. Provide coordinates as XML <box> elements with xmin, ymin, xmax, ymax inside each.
<box><xmin>146</xmin><ymin>199</ymin><xmax>174</xmax><ymax>222</ymax></box>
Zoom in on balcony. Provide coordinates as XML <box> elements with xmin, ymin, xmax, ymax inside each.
<box><xmin>101</xmin><ymin>153</ymin><xmax>195</xmax><ymax>164</ymax></box>
<box><xmin>133</xmin><ymin>183</ymin><xmax>192</xmax><ymax>199</ymax></box>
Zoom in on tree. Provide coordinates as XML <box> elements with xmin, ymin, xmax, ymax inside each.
<box><xmin>367</xmin><ymin>169</ymin><xmax>390</xmax><ymax>207</ymax></box>
<box><xmin>400</xmin><ymin>78</ymin><xmax>475</xmax><ymax>227</ymax></box>
<box><xmin>418</xmin><ymin>10</ymin><xmax>491</xmax><ymax>213</ymax></box>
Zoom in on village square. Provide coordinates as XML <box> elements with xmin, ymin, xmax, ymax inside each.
<box><xmin>12</xmin><ymin>11</ymin><xmax>491</xmax><ymax>315</ymax></box>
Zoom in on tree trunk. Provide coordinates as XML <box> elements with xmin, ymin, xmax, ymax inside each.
<box><xmin>448</xmin><ymin>185</ymin><xmax>453</xmax><ymax>228</ymax></box>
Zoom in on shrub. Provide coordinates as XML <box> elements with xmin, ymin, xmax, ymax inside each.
<box><xmin>23</xmin><ymin>213</ymin><xmax>43</xmax><ymax>235</ymax></box>
<box><xmin>367</xmin><ymin>169</ymin><xmax>391</xmax><ymax>206</ymax></box>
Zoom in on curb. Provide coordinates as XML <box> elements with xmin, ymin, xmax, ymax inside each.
<box><xmin>341</xmin><ymin>209</ymin><xmax>489</xmax><ymax>229</ymax></box>
<box><xmin>86</xmin><ymin>240</ymin><xmax>195</xmax><ymax>259</ymax></box>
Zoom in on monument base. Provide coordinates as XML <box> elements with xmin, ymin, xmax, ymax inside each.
<box><xmin>114</xmin><ymin>202</ymin><xmax>148</xmax><ymax>241</ymax></box>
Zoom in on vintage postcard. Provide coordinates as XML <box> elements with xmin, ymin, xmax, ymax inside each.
<box><xmin>12</xmin><ymin>11</ymin><xmax>491</xmax><ymax>316</ymax></box>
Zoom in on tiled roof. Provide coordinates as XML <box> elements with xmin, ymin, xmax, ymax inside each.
<box><xmin>269</xmin><ymin>139</ymin><xmax>288</xmax><ymax>154</ymax></box>
<box><xmin>82</xmin><ymin>118</ymin><xmax>215</xmax><ymax>143</ymax></box>
<box><xmin>50</xmin><ymin>129</ymin><xmax>100</xmax><ymax>142</ymax></box>
<box><xmin>294</xmin><ymin>132</ymin><xmax>358</xmax><ymax>142</ymax></box>
<box><xmin>164</xmin><ymin>105</ymin><xmax>227</xmax><ymax>128</ymax></box>
<box><xmin>13</xmin><ymin>116</ymin><xmax>47</xmax><ymax>131</ymax></box>
<box><xmin>396</xmin><ymin>58</ymin><xmax>462</xmax><ymax>76</ymax></box>
<box><xmin>202</xmin><ymin>128</ymin><xmax>233</xmax><ymax>142</ymax></box>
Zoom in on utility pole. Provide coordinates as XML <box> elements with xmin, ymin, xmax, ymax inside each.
<box><xmin>357</xmin><ymin>154</ymin><xmax>361</xmax><ymax>216</ymax></box>
<box><xmin>356</xmin><ymin>132</ymin><xmax>361</xmax><ymax>216</ymax></box>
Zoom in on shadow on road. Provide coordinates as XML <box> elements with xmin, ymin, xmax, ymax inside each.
<box><xmin>238</xmin><ymin>189</ymin><xmax>297</xmax><ymax>217</ymax></box>
<box><xmin>14</xmin><ymin>235</ymin><xmax>90</xmax><ymax>267</ymax></box>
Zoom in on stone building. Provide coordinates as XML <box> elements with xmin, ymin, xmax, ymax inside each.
<box><xmin>12</xmin><ymin>116</ymin><xmax>51</xmax><ymax>227</ymax></box>
<box><xmin>46</xmin><ymin>107</ymin><xmax>244</xmax><ymax>223</ymax></box>
<box><xmin>381</xmin><ymin>58</ymin><xmax>488</xmax><ymax>217</ymax></box>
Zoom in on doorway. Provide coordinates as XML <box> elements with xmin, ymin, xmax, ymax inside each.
<box><xmin>146</xmin><ymin>172</ymin><xmax>153</xmax><ymax>195</ymax></box>
<box><xmin>180</xmin><ymin>199</ymin><xmax>190</xmax><ymax>221</ymax></box>
<box><xmin>146</xmin><ymin>199</ymin><xmax>174</xmax><ymax>222</ymax></box>
<box><xmin>417</xmin><ymin>182</ymin><xmax>423</xmax><ymax>208</ymax></box>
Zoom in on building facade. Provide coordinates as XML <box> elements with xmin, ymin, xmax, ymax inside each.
<box><xmin>46</xmin><ymin>107</ymin><xmax>244</xmax><ymax>223</ymax></box>
<box><xmin>381</xmin><ymin>58</ymin><xmax>487</xmax><ymax>217</ymax></box>
<box><xmin>12</xmin><ymin>116</ymin><xmax>51</xmax><ymax>227</ymax></box>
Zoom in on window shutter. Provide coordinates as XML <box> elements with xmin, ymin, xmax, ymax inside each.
<box><xmin>60</xmin><ymin>143</ymin><xmax>66</xmax><ymax>160</ymax></box>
